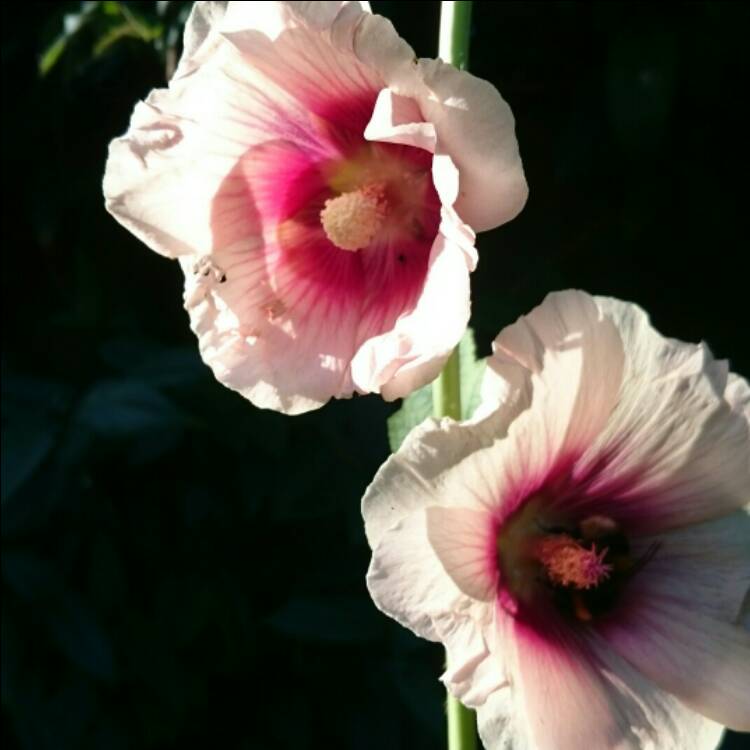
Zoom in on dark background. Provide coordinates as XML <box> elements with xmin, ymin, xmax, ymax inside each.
<box><xmin>2</xmin><ymin>2</ymin><xmax>748</xmax><ymax>748</ymax></box>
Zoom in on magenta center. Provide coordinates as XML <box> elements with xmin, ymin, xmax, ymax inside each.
<box><xmin>496</xmin><ymin>500</ymin><xmax>640</xmax><ymax>624</ymax></box>
<box><xmin>240</xmin><ymin>91</ymin><xmax>441</xmax><ymax>340</ymax></box>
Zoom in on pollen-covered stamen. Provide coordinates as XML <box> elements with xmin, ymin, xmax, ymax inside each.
<box><xmin>533</xmin><ymin>534</ymin><xmax>612</xmax><ymax>590</ymax></box>
<box><xmin>320</xmin><ymin>183</ymin><xmax>387</xmax><ymax>251</ymax></box>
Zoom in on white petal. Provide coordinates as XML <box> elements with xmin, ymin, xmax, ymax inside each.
<box><xmin>366</xmin><ymin>507</ymin><xmax>495</xmax><ymax>642</ymax></box>
<box><xmin>362</xmin><ymin>407</ymin><xmax>527</xmax><ymax>550</ymax></box>
<box><xmin>603</xmin><ymin>599</ymin><xmax>750</xmax><ymax>731</ymax></box>
<box><xmin>364</xmin><ymin>87</ymin><xmax>436</xmax><ymax>151</ymax></box>
<box><xmin>726</xmin><ymin>371</ymin><xmax>750</xmax><ymax>421</ymax></box>
<box><xmin>415</xmin><ymin>59</ymin><xmax>528</xmax><ymax>232</ymax></box>
<box><xmin>477</xmin><ymin>612</ymin><xmax>725</xmax><ymax>750</ymax></box>
<box><xmin>630</xmin><ymin>508</ymin><xmax>750</xmax><ymax>623</ymax></box>
<box><xmin>480</xmin><ymin>290</ymin><xmax>625</xmax><ymax>491</ymax></box>
<box><xmin>104</xmin><ymin>42</ymin><xmax>314</xmax><ymax>259</ymax></box>
<box><xmin>441</xmin><ymin>615</ymin><xmax>507</xmax><ymax>708</ymax></box>
<box><xmin>173</xmin><ymin>1</ymin><xmax>227</xmax><ymax>80</ymax></box>
<box><xmin>218</xmin><ymin>2</ymin><xmax>412</xmax><ymax>117</ymax></box>
<box><xmin>571</xmin><ymin>297</ymin><xmax>750</xmax><ymax>530</ymax></box>
<box><xmin>351</xmin><ymin>207</ymin><xmax>474</xmax><ymax>400</ymax></box>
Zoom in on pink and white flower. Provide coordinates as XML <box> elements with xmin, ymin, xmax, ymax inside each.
<box><xmin>103</xmin><ymin>1</ymin><xmax>527</xmax><ymax>414</ymax></box>
<box><xmin>364</xmin><ymin>290</ymin><xmax>750</xmax><ymax>749</ymax></box>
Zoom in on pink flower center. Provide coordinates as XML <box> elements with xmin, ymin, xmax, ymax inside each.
<box><xmin>532</xmin><ymin>534</ymin><xmax>612</xmax><ymax>590</ymax></box>
<box><xmin>320</xmin><ymin>183</ymin><xmax>388</xmax><ymax>251</ymax></box>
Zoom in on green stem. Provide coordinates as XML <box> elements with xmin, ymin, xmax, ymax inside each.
<box><xmin>435</xmin><ymin>7</ymin><xmax>477</xmax><ymax>750</ymax></box>
<box><xmin>439</xmin><ymin>0</ymin><xmax>473</xmax><ymax>71</ymax></box>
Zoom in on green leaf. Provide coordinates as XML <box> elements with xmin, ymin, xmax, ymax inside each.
<box><xmin>386</xmin><ymin>381</ymin><xmax>432</xmax><ymax>453</ymax></box>
<box><xmin>38</xmin><ymin>34</ymin><xmax>69</xmax><ymax>76</ymax></box>
<box><xmin>458</xmin><ymin>327</ymin><xmax>487</xmax><ymax>421</ymax></box>
<box><xmin>92</xmin><ymin>23</ymin><xmax>142</xmax><ymax>57</ymax></box>
<box><xmin>386</xmin><ymin>328</ymin><xmax>486</xmax><ymax>453</ymax></box>
<box><xmin>38</xmin><ymin>3</ymin><xmax>101</xmax><ymax>76</ymax></box>
<box><xmin>47</xmin><ymin>592</ymin><xmax>116</xmax><ymax>681</ymax></box>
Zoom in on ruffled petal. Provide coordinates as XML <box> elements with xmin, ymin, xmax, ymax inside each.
<box><xmin>628</xmin><ymin>508</ymin><xmax>750</xmax><ymax>623</ymax></box>
<box><xmin>350</xmin><ymin>209</ymin><xmax>473</xmax><ymax>399</ymax></box>
<box><xmin>478</xmin><ymin>611</ymin><xmax>725</xmax><ymax>750</ymax></box>
<box><xmin>478</xmin><ymin>292</ymin><xmax>750</xmax><ymax>530</ymax></box>
<box><xmin>173</xmin><ymin>1</ymin><xmax>227</xmax><ymax>79</ymax></box>
<box><xmin>476</xmin><ymin>290</ymin><xmax>625</xmax><ymax>506</ymax></box>
<box><xmin>104</xmin><ymin>35</ymin><xmax>319</xmax><ymax>259</ymax></box>
<box><xmin>105</xmin><ymin>0</ymin><xmax>528</xmax><ymax>412</ymax></box>
<box><xmin>362</xmin><ymin>402</ymin><xmax>529</xmax><ymax>549</ymax></box>
<box><xmin>415</xmin><ymin>59</ymin><xmax>528</xmax><ymax>232</ymax></box>
<box><xmin>218</xmin><ymin>1</ymin><xmax>411</xmax><ymax>133</ymax></box>
<box><xmin>603</xmin><ymin>599</ymin><xmax>750</xmax><ymax>731</ymax></box>
<box><xmin>364</xmin><ymin>87</ymin><xmax>436</xmax><ymax>151</ymax></box>
<box><xmin>181</xmin><ymin>250</ymin><xmax>360</xmax><ymax>414</ymax></box>
<box><xmin>366</xmin><ymin>507</ymin><xmax>495</xmax><ymax>641</ymax></box>
<box><xmin>441</xmin><ymin>614</ymin><xmax>507</xmax><ymax>708</ymax></box>
<box><xmin>568</xmin><ymin>297</ymin><xmax>750</xmax><ymax>531</ymax></box>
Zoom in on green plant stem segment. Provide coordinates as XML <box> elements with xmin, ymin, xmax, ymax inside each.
<box><xmin>435</xmin><ymin>4</ymin><xmax>478</xmax><ymax>750</ymax></box>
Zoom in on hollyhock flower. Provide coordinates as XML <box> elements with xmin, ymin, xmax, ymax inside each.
<box><xmin>103</xmin><ymin>1</ymin><xmax>527</xmax><ymax>414</ymax></box>
<box><xmin>364</xmin><ymin>290</ymin><xmax>750</xmax><ymax>749</ymax></box>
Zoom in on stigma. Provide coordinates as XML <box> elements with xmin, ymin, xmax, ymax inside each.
<box><xmin>533</xmin><ymin>534</ymin><xmax>612</xmax><ymax>590</ymax></box>
<box><xmin>320</xmin><ymin>183</ymin><xmax>387</xmax><ymax>251</ymax></box>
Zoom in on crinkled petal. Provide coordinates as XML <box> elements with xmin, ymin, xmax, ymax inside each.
<box><xmin>105</xmin><ymin>0</ymin><xmax>528</xmax><ymax>413</ymax></box>
<box><xmin>478</xmin><ymin>292</ymin><xmax>750</xmax><ymax>530</ymax></box>
<box><xmin>361</xmin><ymin>417</ymin><xmax>483</xmax><ymax>547</ymax></box>
<box><xmin>568</xmin><ymin>297</ymin><xmax>750</xmax><ymax>531</ymax></box>
<box><xmin>104</xmin><ymin>37</ymin><xmax>319</xmax><ymax>259</ymax></box>
<box><xmin>362</xmin><ymin>405</ymin><xmax>528</xmax><ymax>550</ymax></box>
<box><xmin>366</xmin><ymin>507</ymin><xmax>495</xmax><ymax>642</ymax></box>
<box><xmin>726</xmin><ymin>371</ymin><xmax>750</xmax><ymax>420</ymax></box>
<box><xmin>174</xmin><ymin>1</ymin><xmax>228</xmax><ymax>79</ymax></box>
<box><xmin>479</xmin><ymin>611</ymin><xmax>725</xmax><ymax>750</ymax></box>
<box><xmin>415</xmin><ymin>59</ymin><xmax>528</xmax><ymax>232</ymax></box>
<box><xmin>218</xmin><ymin>1</ymin><xmax>411</xmax><ymax>128</ymax></box>
<box><xmin>603</xmin><ymin>599</ymin><xmax>750</xmax><ymax>731</ymax></box>
<box><xmin>181</xmin><ymin>243</ymin><xmax>359</xmax><ymax>413</ymax></box>
<box><xmin>364</xmin><ymin>88</ymin><xmax>436</xmax><ymax>151</ymax></box>
<box><xmin>350</xmin><ymin>208</ymin><xmax>473</xmax><ymax>399</ymax></box>
<box><xmin>441</xmin><ymin>613</ymin><xmax>507</xmax><ymax>708</ymax></box>
<box><xmin>629</xmin><ymin>508</ymin><xmax>750</xmax><ymax>623</ymax></box>
<box><xmin>476</xmin><ymin>290</ymin><xmax>625</xmax><ymax>505</ymax></box>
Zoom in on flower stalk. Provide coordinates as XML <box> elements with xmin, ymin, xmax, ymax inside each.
<box><xmin>435</xmin><ymin>7</ymin><xmax>477</xmax><ymax>750</ymax></box>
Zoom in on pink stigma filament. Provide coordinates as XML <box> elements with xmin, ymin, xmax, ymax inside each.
<box><xmin>533</xmin><ymin>534</ymin><xmax>612</xmax><ymax>590</ymax></box>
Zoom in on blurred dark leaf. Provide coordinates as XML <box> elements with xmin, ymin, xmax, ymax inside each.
<box><xmin>3</xmin><ymin>550</ymin><xmax>64</xmax><ymax>600</ymax></box>
<box><xmin>268</xmin><ymin>595</ymin><xmax>382</xmax><ymax>644</ymax></box>
<box><xmin>1</xmin><ymin>416</ymin><xmax>58</xmax><ymax>503</ymax></box>
<box><xmin>1</xmin><ymin>374</ymin><xmax>73</xmax><ymax>502</ymax></box>
<box><xmin>75</xmin><ymin>378</ymin><xmax>192</xmax><ymax>439</ymax></box>
<box><xmin>47</xmin><ymin>591</ymin><xmax>116</xmax><ymax>681</ymax></box>
<box><xmin>1</xmin><ymin>608</ymin><xmax>22</xmax><ymax>706</ymax></box>
<box><xmin>39</xmin><ymin>0</ymin><xmax>168</xmax><ymax>78</ymax></box>
<box><xmin>129</xmin><ymin>346</ymin><xmax>208</xmax><ymax>387</ymax></box>
<box><xmin>39</xmin><ymin>1</ymin><xmax>100</xmax><ymax>75</ymax></box>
